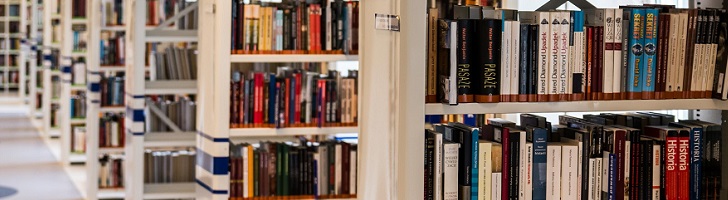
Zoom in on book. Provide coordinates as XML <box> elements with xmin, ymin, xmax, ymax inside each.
<box><xmin>444</xmin><ymin>142</ymin><xmax>459</xmax><ymax>200</ymax></box>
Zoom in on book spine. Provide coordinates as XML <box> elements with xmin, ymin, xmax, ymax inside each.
<box><xmin>519</xmin><ymin>24</ymin><xmax>530</xmax><ymax>102</ymax></box>
<box><xmin>657</xmin><ymin>13</ymin><xmax>670</xmax><ymax>99</ymax></box>
<box><xmin>641</xmin><ymin>9</ymin><xmax>658</xmax><ymax>99</ymax></box>
<box><xmin>549</xmin><ymin>12</ymin><xmax>561</xmax><ymax>102</ymax></box>
<box><xmin>615</xmin><ymin>131</ymin><xmax>626</xmax><ymax>200</ymax></box>
<box><xmin>689</xmin><ymin>127</ymin><xmax>702</xmax><ymax>200</ymax></box>
<box><xmin>426</xmin><ymin>9</ymin><xmax>438</xmax><ymax>103</ymax></box>
<box><xmin>604</xmin><ymin>9</ymin><xmax>616</xmax><ymax>100</ymax></box>
<box><xmin>627</xmin><ymin>9</ymin><xmax>644</xmax><ymax>99</ymax></box>
<box><xmin>529</xmin><ymin>25</ymin><xmax>540</xmax><ymax>102</ymax></box>
<box><xmin>479</xmin><ymin>142</ymin><xmax>493</xmax><ymax>200</ymax></box>
<box><xmin>425</xmin><ymin>133</ymin><xmax>435</xmax><ymax>200</ymax></box>
<box><xmin>572</xmin><ymin>11</ymin><xmax>586</xmax><ymax>101</ymax></box>
<box><xmin>456</xmin><ymin>20</ymin><xmax>475</xmax><ymax>103</ymax></box>
<box><xmin>562</xmin><ymin>145</ymin><xmax>579</xmax><ymax>200</ymax></box>
<box><xmin>667</xmin><ymin>135</ymin><xmax>679</xmax><ymax>199</ymax></box>
<box><xmin>444</xmin><ymin>143</ymin><xmax>459</xmax><ymax>200</ymax></box>
<box><xmin>509</xmin><ymin>133</ymin><xmax>519</xmax><ymax>200</ymax></box>
<box><xmin>476</xmin><ymin>19</ymin><xmax>501</xmax><ymax>103</ymax></box>
<box><xmin>525</xmin><ymin>143</ymin><xmax>533</xmax><ymax>200</ymax></box>
<box><xmin>538</xmin><ymin>12</ymin><xmax>550</xmax><ymax>102</ymax></box>
<box><xmin>472</xmin><ymin>129</ymin><xmax>480</xmax><ymax>200</ymax></box>
<box><xmin>559</xmin><ymin>11</ymin><xmax>570</xmax><ymax>101</ymax></box>
<box><xmin>651</xmin><ymin>144</ymin><xmax>661</xmax><ymax>200</ymax></box>
<box><xmin>613</xmin><ymin>9</ymin><xmax>624</xmax><ymax>100</ymax></box>
<box><xmin>586</xmin><ymin>26</ymin><xmax>594</xmax><ymax>100</ymax></box>
<box><xmin>532</xmin><ymin>128</ymin><xmax>547</xmax><ymax>200</ymax></box>
<box><xmin>667</xmin><ymin>13</ymin><xmax>678</xmax><ymax>99</ymax></box>
<box><xmin>547</xmin><ymin>145</ymin><xmax>562</xmax><ymax>200</ymax></box>
<box><xmin>588</xmin><ymin>158</ymin><xmax>597</xmax><ymax>200</ymax></box>
<box><xmin>501</xmin><ymin>21</ymin><xmax>511</xmax><ymax>102</ymax></box>
<box><xmin>502</xmin><ymin>127</ymin><xmax>510</xmax><ymax>200</ymax></box>
<box><xmin>609</xmin><ymin>154</ymin><xmax>616</xmax><ymax>200</ymax></box>
<box><xmin>679</xmin><ymin>131</ymin><xmax>690</xmax><ymax>199</ymax></box>
<box><xmin>511</xmin><ymin>21</ymin><xmax>521</xmax><ymax>102</ymax></box>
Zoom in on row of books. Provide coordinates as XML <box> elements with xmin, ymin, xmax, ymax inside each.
<box><xmin>72</xmin><ymin>28</ymin><xmax>88</xmax><ymax>53</ymax></box>
<box><xmin>147</xmin><ymin>0</ymin><xmax>197</xmax><ymax>30</ymax></box>
<box><xmin>426</xmin><ymin>4</ymin><xmax>728</xmax><ymax>103</ymax></box>
<box><xmin>0</xmin><ymin>38</ymin><xmax>20</xmax><ymax>50</ymax></box>
<box><xmin>0</xmin><ymin>21</ymin><xmax>21</xmax><ymax>33</ymax></box>
<box><xmin>72</xmin><ymin>0</ymin><xmax>87</xmax><ymax>18</ymax></box>
<box><xmin>152</xmin><ymin>46</ymin><xmax>197</xmax><ymax>81</ymax></box>
<box><xmin>70</xmin><ymin>91</ymin><xmax>86</xmax><ymax>119</ymax></box>
<box><xmin>102</xmin><ymin>0</ymin><xmax>124</xmax><ymax>27</ymax></box>
<box><xmin>146</xmin><ymin>97</ymin><xmax>197</xmax><ymax>132</ymax></box>
<box><xmin>71</xmin><ymin>126</ymin><xmax>86</xmax><ymax>153</ymax></box>
<box><xmin>230</xmin><ymin>0</ymin><xmax>359</xmax><ymax>54</ymax></box>
<box><xmin>424</xmin><ymin>112</ymin><xmax>723</xmax><ymax>200</ymax></box>
<box><xmin>0</xmin><ymin>72</ymin><xmax>19</xmax><ymax>84</ymax></box>
<box><xmin>51</xmin><ymin>104</ymin><xmax>60</xmax><ymax>127</ymax></box>
<box><xmin>100</xmin><ymin>73</ymin><xmax>124</xmax><ymax>107</ymax></box>
<box><xmin>0</xmin><ymin>5</ymin><xmax>20</xmax><ymax>16</ymax></box>
<box><xmin>230</xmin><ymin>68</ymin><xmax>358</xmax><ymax>128</ymax></box>
<box><xmin>99</xmin><ymin>154</ymin><xmax>124</xmax><ymax>188</ymax></box>
<box><xmin>99</xmin><ymin>113</ymin><xmax>124</xmax><ymax>148</ymax></box>
<box><xmin>72</xmin><ymin>58</ymin><xmax>86</xmax><ymax>85</ymax></box>
<box><xmin>0</xmin><ymin>55</ymin><xmax>19</xmax><ymax>66</ymax></box>
<box><xmin>100</xmin><ymin>31</ymin><xmax>125</xmax><ymax>66</ymax></box>
<box><xmin>143</xmin><ymin>149</ymin><xmax>196</xmax><ymax>184</ymax></box>
<box><xmin>229</xmin><ymin>141</ymin><xmax>358</xmax><ymax>198</ymax></box>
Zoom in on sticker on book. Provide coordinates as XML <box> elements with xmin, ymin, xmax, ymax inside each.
<box><xmin>375</xmin><ymin>14</ymin><xmax>400</xmax><ymax>32</ymax></box>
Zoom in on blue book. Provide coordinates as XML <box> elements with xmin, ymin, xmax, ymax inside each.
<box><xmin>609</xmin><ymin>153</ymin><xmax>616</xmax><ymax>200</ymax></box>
<box><xmin>463</xmin><ymin>114</ymin><xmax>476</xmax><ymax>127</ymax></box>
<box><xmin>527</xmin><ymin>126</ymin><xmax>548</xmax><ymax>200</ymax></box>
<box><xmin>289</xmin><ymin>77</ymin><xmax>296</xmax><ymax>124</ymax></box>
<box><xmin>518</xmin><ymin>23</ymin><xmax>530</xmax><ymax>96</ymax></box>
<box><xmin>471</xmin><ymin>128</ymin><xmax>479</xmax><ymax>200</ymax></box>
<box><xmin>268</xmin><ymin>74</ymin><xmax>277</xmax><ymax>124</ymax></box>
<box><xmin>627</xmin><ymin>8</ymin><xmax>645</xmax><ymax>95</ymax></box>
<box><xmin>641</xmin><ymin>9</ymin><xmax>659</xmax><ymax>95</ymax></box>
<box><xmin>572</xmin><ymin>11</ymin><xmax>585</xmax><ymax>95</ymax></box>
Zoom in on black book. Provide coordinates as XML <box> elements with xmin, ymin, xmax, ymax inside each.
<box><xmin>713</xmin><ymin>10</ymin><xmax>728</xmax><ymax>100</ymax></box>
<box><xmin>455</xmin><ymin>19</ymin><xmax>477</xmax><ymax>103</ymax></box>
<box><xmin>680</xmin><ymin>120</ymin><xmax>721</xmax><ymax>199</ymax></box>
<box><xmin>437</xmin><ymin>19</ymin><xmax>454</xmax><ymax>104</ymax></box>
<box><xmin>508</xmin><ymin>127</ymin><xmax>523</xmax><ymax>200</ymax></box>
<box><xmin>518</xmin><ymin>24</ymin><xmax>530</xmax><ymax>100</ymax></box>
<box><xmin>283</xmin><ymin>8</ymin><xmax>292</xmax><ymax>50</ymax></box>
<box><xmin>425</xmin><ymin>130</ymin><xmax>436</xmax><ymax>200</ymax></box>
<box><xmin>446</xmin><ymin>123</ymin><xmax>472</xmax><ymax>189</ymax></box>
<box><xmin>641</xmin><ymin>138</ymin><xmax>656</xmax><ymax>200</ymax></box>
<box><xmin>528</xmin><ymin>25</ymin><xmax>539</xmax><ymax>101</ymax></box>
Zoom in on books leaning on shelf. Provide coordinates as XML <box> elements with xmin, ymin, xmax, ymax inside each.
<box><xmin>424</xmin><ymin>113</ymin><xmax>722</xmax><ymax>200</ymax></box>
<box><xmin>230</xmin><ymin>0</ymin><xmax>359</xmax><ymax>54</ymax></box>
<box><xmin>99</xmin><ymin>113</ymin><xmax>124</xmax><ymax>148</ymax></box>
<box><xmin>100</xmin><ymin>31</ymin><xmax>125</xmax><ymax>66</ymax></box>
<box><xmin>71</xmin><ymin>126</ymin><xmax>86</xmax><ymax>153</ymax></box>
<box><xmin>230</xmin><ymin>67</ymin><xmax>358</xmax><ymax>128</ymax></box>
<box><xmin>426</xmin><ymin>4</ymin><xmax>728</xmax><ymax>103</ymax></box>
<box><xmin>99</xmin><ymin>154</ymin><xmax>124</xmax><ymax>189</ymax></box>
<box><xmin>72</xmin><ymin>0</ymin><xmax>87</xmax><ymax>18</ymax></box>
<box><xmin>153</xmin><ymin>46</ymin><xmax>197</xmax><ymax>80</ymax></box>
<box><xmin>146</xmin><ymin>97</ymin><xmax>196</xmax><ymax>132</ymax></box>
<box><xmin>143</xmin><ymin>149</ymin><xmax>196</xmax><ymax>183</ymax></box>
<box><xmin>70</xmin><ymin>91</ymin><xmax>87</xmax><ymax>119</ymax></box>
<box><xmin>100</xmin><ymin>73</ymin><xmax>124</xmax><ymax>107</ymax></box>
<box><xmin>229</xmin><ymin>141</ymin><xmax>357</xmax><ymax>198</ymax></box>
<box><xmin>146</xmin><ymin>0</ymin><xmax>197</xmax><ymax>30</ymax></box>
<box><xmin>102</xmin><ymin>0</ymin><xmax>124</xmax><ymax>27</ymax></box>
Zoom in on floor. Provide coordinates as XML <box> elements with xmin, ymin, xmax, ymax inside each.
<box><xmin>0</xmin><ymin>101</ymin><xmax>84</xmax><ymax>200</ymax></box>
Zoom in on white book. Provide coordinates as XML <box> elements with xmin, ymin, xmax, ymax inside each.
<box><xmin>110</xmin><ymin>122</ymin><xmax>118</xmax><ymax>147</ymax></box>
<box><xmin>479</xmin><ymin>141</ymin><xmax>494</xmax><ymax>200</ymax></box>
<box><xmin>549</xmin><ymin>12</ymin><xmax>561</xmax><ymax>98</ymax></box>
<box><xmin>604</xmin><ymin>9</ymin><xmax>615</xmax><ymax>97</ymax></box>
<box><xmin>73</xmin><ymin>62</ymin><xmax>86</xmax><ymax>85</ymax></box>
<box><xmin>350</xmin><ymin>150</ymin><xmax>357</xmax><ymax>195</ymax></box>
<box><xmin>624</xmin><ymin>141</ymin><xmax>631</xmax><ymax>200</ymax></box>
<box><xmin>692</xmin><ymin>14</ymin><xmax>705</xmax><ymax>93</ymax></box>
<box><xmin>651</xmin><ymin>145</ymin><xmax>661</xmax><ymax>200</ymax></box>
<box><xmin>546</xmin><ymin>144</ymin><xmax>562</xmax><ymax>200</ymax></box>
<box><xmin>538</xmin><ymin>12</ymin><xmax>551</xmax><ymax>97</ymax></box>
<box><xmin>708</xmin><ymin>14</ymin><xmax>719</xmax><ymax>95</ymax></box>
<box><xmin>667</xmin><ymin>13</ymin><xmax>679</xmax><ymax>93</ymax></box>
<box><xmin>325</xmin><ymin>0</ymin><xmax>332</xmax><ymax>51</ymax></box>
<box><xmin>559</xmin><ymin>11</ymin><xmax>571</xmax><ymax>98</ymax></box>
<box><xmin>73</xmin><ymin>127</ymin><xmax>85</xmax><ymax>152</ymax></box>
<box><xmin>319</xmin><ymin>146</ymin><xmax>329</xmax><ymax>195</ymax></box>
<box><xmin>493</xmin><ymin>173</ymin><xmax>502</xmax><ymax>200</ymax></box>
<box><xmin>677</xmin><ymin>12</ymin><xmax>689</xmax><ymax>93</ymax></box>
<box><xmin>588</xmin><ymin>158</ymin><xmax>596</xmax><ymax>200</ymax></box>
<box><xmin>511</xmin><ymin>21</ymin><xmax>521</xmax><ymax>99</ymax></box>
<box><xmin>242</xmin><ymin>146</ymin><xmax>250</xmax><ymax>197</ymax></box>
<box><xmin>448</xmin><ymin>22</ymin><xmax>458</xmax><ymax>105</ymax></box>
<box><xmin>435</xmin><ymin>134</ymin><xmax>444</xmax><ymax>200</ymax></box>
<box><xmin>502</xmin><ymin>21</ymin><xmax>512</xmax><ymax>100</ymax></box>
<box><xmin>613</xmin><ymin>9</ymin><xmax>623</xmax><ymax>96</ymax></box>
<box><xmin>563</xmin><ymin>138</ymin><xmax>583</xmax><ymax>200</ymax></box>
<box><xmin>335</xmin><ymin>144</ymin><xmax>342</xmax><ymax>194</ymax></box>
<box><xmin>519</xmin><ymin>130</ymin><xmax>527</xmax><ymax>199</ymax></box>
<box><xmin>561</xmin><ymin>143</ymin><xmax>578</xmax><ymax>200</ymax></box>
<box><xmin>444</xmin><ymin>143</ymin><xmax>459</xmax><ymax>200</ymax></box>
<box><xmin>525</xmin><ymin>143</ymin><xmax>533</xmax><ymax>200</ymax></box>
<box><xmin>595</xmin><ymin>157</ymin><xmax>602</xmax><ymax>200</ymax></box>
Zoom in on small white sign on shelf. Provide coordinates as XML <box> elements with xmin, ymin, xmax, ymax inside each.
<box><xmin>375</xmin><ymin>14</ymin><xmax>400</xmax><ymax>32</ymax></box>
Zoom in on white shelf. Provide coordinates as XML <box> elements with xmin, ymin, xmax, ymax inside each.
<box><xmin>144</xmin><ymin>80</ymin><xmax>197</xmax><ymax>95</ymax></box>
<box><xmin>70</xmin><ymin>84</ymin><xmax>86</xmax><ymax>91</ymax></box>
<box><xmin>230</xmin><ymin>54</ymin><xmax>359</xmax><ymax>63</ymax></box>
<box><xmin>97</xmin><ymin>187</ymin><xmax>125</xmax><ymax>199</ymax></box>
<box><xmin>0</xmin><ymin>33</ymin><xmax>23</xmax><ymax>38</ymax></box>
<box><xmin>143</xmin><ymin>182</ymin><xmax>196</xmax><ymax>199</ymax></box>
<box><xmin>51</xmin><ymin>98</ymin><xmax>59</xmax><ymax>104</ymax></box>
<box><xmin>1</xmin><ymin>50</ymin><xmax>20</xmax><ymax>55</ymax></box>
<box><xmin>99</xmin><ymin>65</ymin><xmax>149</xmax><ymax>72</ymax></box>
<box><xmin>229</xmin><ymin>127</ymin><xmax>359</xmax><ymax>137</ymax></box>
<box><xmin>70</xmin><ymin>118</ymin><xmax>85</xmax><ymax>124</ymax></box>
<box><xmin>425</xmin><ymin>99</ymin><xmax>728</xmax><ymax>115</ymax></box>
<box><xmin>51</xmin><ymin>70</ymin><xmax>61</xmax><ymax>76</ymax></box>
<box><xmin>144</xmin><ymin>132</ymin><xmax>196</xmax><ymax>147</ymax></box>
<box><xmin>70</xmin><ymin>51</ymin><xmax>86</xmax><ymax>57</ymax></box>
<box><xmin>100</xmin><ymin>26</ymin><xmax>125</xmax><ymax>31</ymax></box>
<box><xmin>70</xmin><ymin>18</ymin><xmax>87</xmax><ymax>24</ymax></box>
<box><xmin>98</xmin><ymin>147</ymin><xmax>124</xmax><ymax>154</ymax></box>
<box><xmin>145</xmin><ymin>30</ymin><xmax>197</xmax><ymax>42</ymax></box>
<box><xmin>0</xmin><ymin>16</ymin><xmax>20</xmax><ymax>21</ymax></box>
<box><xmin>69</xmin><ymin>153</ymin><xmax>86</xmax><ymax>164</ymax></box>
<box><xmin>99</xmin><ymin>106</ymin><xmax>125</xmax><ymax>113</ymax></box>
<box><xmin>0</xmin><ymin>66</ymin><xmax>19</xmax><ymax>70</ymax></box>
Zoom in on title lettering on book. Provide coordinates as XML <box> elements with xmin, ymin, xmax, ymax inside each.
<box><xmin>552</xmin><ymin>21</ymin><xmax>559</xmax><ymax>93</ymax></box>
<box><xmin>692</xmin><ymin>131</ymin><xmax>700</xmax><ymax>162</ymax></box>
<box><xmin>540</xmin><ymin>32</ymin><xmax>548</xmax><ymax>92</ymax></box>
<box><xmin>458</xmin><ymin>64</ymin><xmax>471</xmax><ymax>88</ymax></box>
<box><xmin>667</xmin><ymin>139</ymin><xmax>676</xmax><ymax>170</ymax></box>
<box><xmin>679</xmin><ymin>139</ymin><xmax>689</xmax><ymax>170</ymax></box>
<box><xmin>484</xmin><ymin>64</ymin><xmax>497</xmax><ymax>89</ymax></box>
<box><xmin>488</xmin><ymin>27</ymin><xmax>494</xmax><ymax>60</ymax></box>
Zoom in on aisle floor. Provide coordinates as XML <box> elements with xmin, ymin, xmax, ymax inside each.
<box><xmin>0</xmin><ymin>103</ymin><xmax>83</xmax><ymax>200</ymax></box>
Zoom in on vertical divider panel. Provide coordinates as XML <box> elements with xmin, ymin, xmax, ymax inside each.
<box><xmin>124</xmin><ymin>0</ymin><xmax>146</xmax><ymax>199</ymax></box>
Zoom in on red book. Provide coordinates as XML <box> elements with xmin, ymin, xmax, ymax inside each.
<box><xmin>285</xmin><ymin>78</ymin><xmax>291</xmax><ymax>127</ymax></box>
<box><xmin>239</xmin><ymin>79</ymin><xmax>246</xmax><ymax>124</ymax></box>
<box><xmin>318</xmin><ymin>80</ymin><xmax>327</xmax><ymax>126</ymax></box>
<box><xmin>295</xmin><ymin>73</ymin><xmax>302</xmax><ymax>124</ymax></box>
<box><xmin>586</xmin><ymin>27</ymin><xmax>593</xmax><ymax>100</ymax></box>
<box><xmin>631</xmin><ymin>142</ymin><xmax>640</xmax><ymax>200</ymax></box>
<box><xmin>309</xmin><ymin>6</ymin><xmax>315</xmax><ymax>51</ymax></box>
<box><xmin>254</xmin><ymin>73</ymin><xmax>264</xmax><ymax>124</ymax></box>
<box><xmin>596</xmin><ymin>27</ymin><xmax>604</xmax><ymax>100</ymax></box>
<box><xmin>678</xmin><ymin>130</ymin><xmax>690</xmax><ymax>199</ymax></box>
<box><xmin>666</xmin><ymin>134</ymin><xmax>679</xmax><ymax>199</ymax></box>
<box><xmin>614</xmin><ymin>130</ymin><xmax>626</xmax><ymax>199</ymax></box>
<box><xmin>501</xmin><ymin>127</ymin><xmax>510</xmax><ymax>200</ymax></box>
<box><xmin>316</xmin><ymin>5</ymin><xmax>322</xmax><ymax>51</ymax></box>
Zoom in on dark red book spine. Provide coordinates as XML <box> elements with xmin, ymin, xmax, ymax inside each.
<box><xmin>318</xmin><ymin>80</ymin><xmax>326</xmax><ymax>127</ymax></box>
<box><xmin>615</xmin><ymin>130</ymin><xmax>626</xmax><ymax>199</ymax></box>
<box><xmin>295</xmin><ymin>73</ymin><xmax>302</xmax><ymax>124</ymax></box>
<box><xmin>501</xmin><ymin>127</ymin><xmax>510</xmax><ymax>200</ymax></box>
<box><xmin>666</xmin><ymin>135</ymin><xmax>679</xmax><ymax>199</ymax></box>
<box><xmin>239</xmin><ymin>80</ymin><xmax>245</xmax><ymax>125</ymax></box>
<box><xmin>596</xmin><ymin>27</ymin><xmax>604</xmax><ymax>100</ymax></box>
<box><xmin>586</xmin><ymin>27</ymin><xmax>594</xmax><ymax>100</ymax></box>
<box><xmin>284</xmin><ymin>78</ymin><xmax>291</xmax><ymax>127</ymax></box>
<box><xmin>678</xmin><ymin>132</ymin><xmax>690</xmax><ymax>199</ymax></box>
<box><xmin>254</xmin><ymin>73</ymin><xmax>264</xmax><ymax>124</ymax></box>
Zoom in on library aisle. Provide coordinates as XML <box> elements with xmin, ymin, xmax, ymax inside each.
<box><xmin>0</xmin><ymin>103</ymin><xmax>82</xmax><ymax>200</ymax></box>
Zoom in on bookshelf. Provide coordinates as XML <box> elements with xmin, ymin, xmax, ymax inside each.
<box><xmin>29</xmin><ymin>0</ymin><xmax>41</xmax><ymax>118</ymax></box>
<box><xmin>0</xmin><ymin>0</ymin><xmax>26</xmax><ymax>95</ymax></box>
<box><xmin>59</xmin><ymin>0</ymin><xmax>88</xmax><ymax>166</ymax></box>
<box><xmin>123</xmin><ymin>0</ymin><xmax>200</xmax><ymax>199</ymax></box>
<box><xmin>40</xmin><ymin>0</ymin><xmax>61</xmax><ymax>138</ymax></box>
<box><xmin>195</xmin><ymin>1</ymin><xmax>361</xmax><ymax>199</ymax></box>
<box><xmin>352</xmin><ymin>1</ymin><xmax>728</xmax><ymax>200</ymax></box>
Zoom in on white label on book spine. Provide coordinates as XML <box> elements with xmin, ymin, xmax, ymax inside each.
<box><xmin>652</xmin><ymin>145</ymin><xmax>661</xmax><ymax>200</ymax></box>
